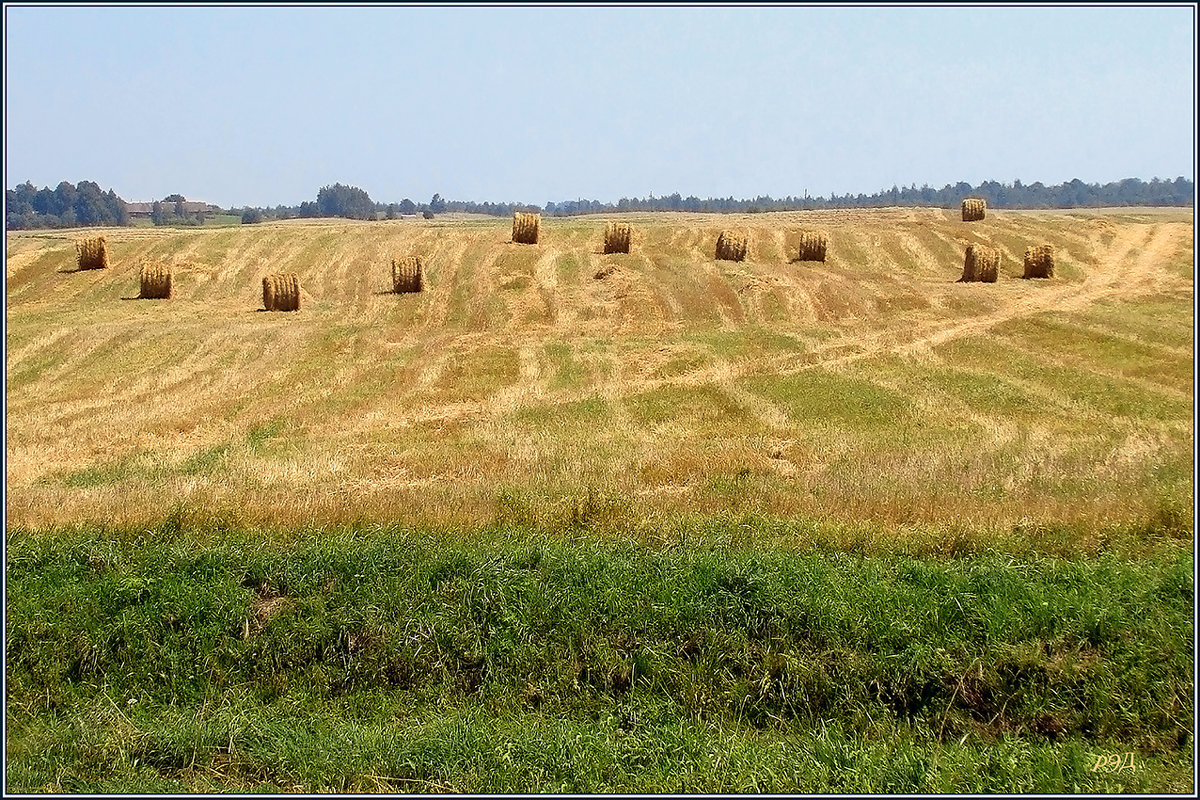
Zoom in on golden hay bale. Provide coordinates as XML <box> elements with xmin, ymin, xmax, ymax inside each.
<box><xmin>262</xmin><ymin>276</ymin><xmax>276</xmax><ymax>311</ymax></box>
<box><xmin>75</xmin><ymin>236</ymin><xmax>108</xmax><ymax>270</ymax></box>
<box><xmin>263</xmin><ymin>273</ymin><xmax>300</xmax><ymax>311</ymax></box>
<box><xmin>715</xmin><ymin>230</ymin><xmax>747</xmax><ymax>262</ymax></box>
<box><xmin>1022</xmin><ymin>244</ymin><xmax>1055</xmax><ymax>279</ymax></box>
<box><xmin>139</xmin><ymin>263</ymin><xmax>172</xmax><ymax>299</ymax></box>
<box><xmin>958</xmin><ymin>244</ymin><xmax>1000</xmax><ymax>283</ymax></box>
<box><xmin>391</xmin><ymin>255</ymin><xmax>425</xmax><ymax>293</ymax></box>
<box><xmin>791</xmin><ymin>230</ymin><xmax>829</xmax><ymax>262</ymax></box>
<box><xmin>961</xmin><ymin>198</ymin><xmax>986</xmax><ymax>222</ymax></box>
<box><xmin>513</xmin><ymin>212</ymin><xmax>540</xmax><ymax>244</ymax></box>
<box><xmin>603</xmin><ymin>222</ymin><xmax>632</xmax><ymax>254</ymax></box>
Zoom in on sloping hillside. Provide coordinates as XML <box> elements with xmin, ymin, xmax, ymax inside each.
<box><xmin>5</xmin><ymin>208</ymin><xmax>1193</xmax><ymax>537</ymax></box>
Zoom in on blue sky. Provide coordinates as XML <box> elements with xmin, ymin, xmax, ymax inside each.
<box><xmin>4</xmin><ymin>4</ymin><xmax>1195</xmax><ymax>208</ymax></box>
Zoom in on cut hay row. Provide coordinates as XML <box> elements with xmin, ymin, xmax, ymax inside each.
<box><xmin>958</xmin><ymin>244</ymin><xmax>1000</xmax><ymax>283</ymax></box>
<box><xmin>513</xmin><ymin>212</ymin><xmax>540</xmax><ymax>245</ymax></box>
<box><xmin>139</xmin><ymin>263</ymin><xmax>172</xmax><ymax>299</ymax></box>
<box><xmin>961</xmin><ymin>198</ymin><xmax>986</xmax><ymax>222</ymax></box>
<box><xmin>715</xmin><ymin>230</ymin><xmax>747</xmax><ymax>262</ymax></box>
<box><xmin>603</xmin><ymin>222</ymin><xmax>632</xmax><ymax>254</ymax></box>
<box><xmin>1023</xmin><ymin>244</ymin><xmax>1055</xmax><ymax>279</ymax></box>
<box><xmin>75</xmin><ymin>236</ymin><xmax>108</xmax><ymax>270</ymax></box>
<box><xmin>791</xmin><ymin>230</ymin><xmax>828</xmax><ymax>263</ymax></box>
<box><xmin>391</xmin><ymin>255</ymin><xmax>425</xmax><ymax>293</ymax></box>
<box><xmin>58</xmin><ymin>222</ymin><xmax>1059</xmax><ymax>310</ymax></box>
<box><xmin>262</xmin><ymin>273</ymin><xmax>300</xmax><ymax>312</ymax></box>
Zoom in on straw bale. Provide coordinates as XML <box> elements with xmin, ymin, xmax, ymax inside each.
<box><xmin>513</xmin><ymin>212</ymin><xmax>540</xmax><ymax>244</ymax></box>
<box><xmin>961</xmin><ymin>198</ymin><xmax>986</xmax><ymax>222</ymax></box>
<box><xmin>958</xmin><ymin>244</ymin><xmax>1000</xmax><ymax>282</ymax></box>
<box><xmin>603</xmin><ymin>222</ymin><xmax>632</xmax><ymax>254</ymax></box>
<box><xmin>715</xmin><ymin>230</ymin><xmax>747</xmax><ymax>262</ymax></box>
<box><xmin>391</xmin><ymin>255</ymin><xmax>425</xmax><ymax>293</ymax></box>
<box><xmin>139</xmin><ymin>263</ymin><xmax>172</xmax><ymax>299</ymax></box>
<box><xmin>1022</xmin><ymin>244</ymin><xmax>1054</xmax><ymax>279</ymax></box>
<box><xmin>76</xmin><ymin>236</ymin><xmax>108</xmax><ymax>270</ymax></box>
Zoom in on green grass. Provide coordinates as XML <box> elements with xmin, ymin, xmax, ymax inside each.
<box><xmin>936</xmin><ymin>337</ymin><xmax>1191</xmax><ymax>422</ymax></box>
<box><xmin>741</xmin><ymin>369</ymin><xmax>912</xmax><ymax>425</ymax></box>
<box><xmin>4</xmin><ymin>524</ymin><xmax>1193</xmax><ymax>793</ymax></box>
<box><xmin>626</xmin><ymin>385</ymin><xmax>757</xmax><ymax>430</ymax></box>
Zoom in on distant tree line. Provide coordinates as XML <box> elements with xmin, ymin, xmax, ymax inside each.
<box><xmin>241</xmin><ymin>188</ymin><xmax>542</xmax><ymax>223</ymax></box>
<box><xmin>544</xmin><ymin>176</ymin><xmax>1195</xmax><ymax>216</ymax></box>
<box><xmin>5</xmin><ymin>180</ymin><xmax>129</xmax><ymax>229</ymax></box>
<box><xmin>8</xmin><ymin>176</ymin><xmax>1193</xmax><ymax>230</ymax></box>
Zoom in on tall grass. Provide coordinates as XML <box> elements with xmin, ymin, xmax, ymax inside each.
<box><xmin>5</xmin><ymin>524</ymin><xmax>1193</xmax><ymax>793</ymax></box>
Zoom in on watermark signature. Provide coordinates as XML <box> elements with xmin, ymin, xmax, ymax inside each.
<box><xmin>1091</xmin><ymin>752</ymin><xmax>1137</xmax><ymax>774</ymax></box>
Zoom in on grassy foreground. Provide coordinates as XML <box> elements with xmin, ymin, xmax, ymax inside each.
<box><xmin>4</xmin><ymin>523</ymin><xmax>1193</xmax><ymax>793</ymax></box>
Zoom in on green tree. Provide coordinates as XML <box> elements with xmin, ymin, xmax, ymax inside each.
<box><xmin>316</xmin><ymin>183</ymin><xmax>375</xmax><ymax>219</ymax></box>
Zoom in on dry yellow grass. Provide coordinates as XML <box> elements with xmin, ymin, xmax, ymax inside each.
<box><xmin>4</xmin><ymin>209</ymin><xmax>1193</xmax><ymax>536</ymax></box>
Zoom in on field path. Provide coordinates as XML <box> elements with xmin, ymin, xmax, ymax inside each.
<box><xmin>818</xmin><ymin>222</ymin><xmax>1186</xmax><ymax>365</ymax></box>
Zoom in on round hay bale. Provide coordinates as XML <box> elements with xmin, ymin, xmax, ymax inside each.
<box><xmin>262</xmin><ymin>275</ymin><xmax>276</xmax><ymax>311</ymax></box>
<box><xmin>513</xmin><ymin>212</ymin><xmax>540</xmax><ymax>245</ymax></box>
<box><xmin>1022</xmin><ymin>244</ymin><xmax>1055</xmax><ymax>279</ymax></box>
<box><xmin>958</xmin><ymin>244</ymin><xmax>1000</xmax><ymax>283</ymax></box>
<box><xmin>139</xmin><ymin>263</ymin><xmax>172</xmax><ymax>299</ymax></box>
<box><xmin>75</xmin><ymin>236</ymin><xmax>108</xmax><ymax>270</ymax></box>
<box><xmin>961</xmin><ymin>198</ymin><xmax>986</xmax><ymax>222</ymax></box>
<box><xmin>793</xmin><ymin>230</ymin><xmax>828</xmax><ymax>262</ymax></box>
<box><xmin>391</xmin><ymin>255</ymin><xmax>425</xmax><ymax>293</ymax></box>
<box><xmin>603</xmin><ymin>222</ymin><xmax>632</xmax><ymax>254</ymax></box>
<box><xmin>263</xmin><ymin>273</ymin><xmax>300</xmax><ymax>311</ymax></box>
<box><xmin>715</xmin><ymin>230</ymin><xmax>747</xmax><ymax>262</ymax></box>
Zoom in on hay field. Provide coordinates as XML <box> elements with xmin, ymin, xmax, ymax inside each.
<box><xmin>4</xmin><ymin>208</ymin><xmax>1193</xmax><ymax>540</ymax></box>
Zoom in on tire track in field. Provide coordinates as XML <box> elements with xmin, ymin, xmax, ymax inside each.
<box><xmin>5</xmin><ymin>326</ymin><xmax>72</xmax><ymax>370</ymax></box>
<box><xmin>426</xmin><ymin>234</ymin><xmax>482</xmax><ymax>329</ymax></box>
<box><xmin>818</xmin><ymin>223</ymin><xmax>1178</xmax><ymax>364</ymax></box>
<box><xmin>532</xmin><ymin>246</ymin><xmax>564</xmax><ymax>328</ymax></box>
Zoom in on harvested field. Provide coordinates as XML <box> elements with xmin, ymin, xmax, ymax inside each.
<box><xmin>4</xmin><ymin>207</ymin><xmax>1193</xmax><ymax>537</ymax></box>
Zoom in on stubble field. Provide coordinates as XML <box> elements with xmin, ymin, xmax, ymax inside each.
<box><xmin>5</xmin><ymin>207</ymin><xmax>1194</xmax><ymax>546</ymax></box>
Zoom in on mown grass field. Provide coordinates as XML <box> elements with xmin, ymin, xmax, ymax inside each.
<box><xmin>4</xmin><ymin>207</ymin><xmax>1195</xmax><ymax>792</ymax></box>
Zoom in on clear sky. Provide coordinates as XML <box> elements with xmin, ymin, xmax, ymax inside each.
<box><xmin>3</xmin><ymin>3</ymin><xmax>1195</xmax><ymax>208</ymax></box>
